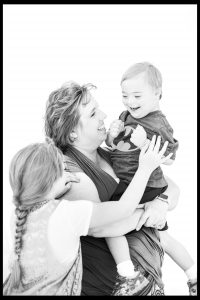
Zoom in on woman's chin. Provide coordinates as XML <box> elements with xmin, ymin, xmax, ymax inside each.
<box><xmin>98</xmin><ymin>131</ymin><xmax>107</xmax><ymax>143</ymax></box>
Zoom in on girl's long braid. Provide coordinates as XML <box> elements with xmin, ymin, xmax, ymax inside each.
<box><xmin>15</xmin><ymin>205</ymin><xmax>29</xmax><ymax>260</ymax></box>
<box><xmin>6</xmin><ymin>200</ymin><xmax>31</xmax><ymax>292</ymax></box>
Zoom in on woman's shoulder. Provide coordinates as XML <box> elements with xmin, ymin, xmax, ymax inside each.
<box><xmin>63</xmin><ymin>154</ymin><xmax>83</xmax><ymax>173</ymax></box>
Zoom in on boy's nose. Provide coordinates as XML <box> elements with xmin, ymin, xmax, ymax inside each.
<box><xmin>127</xmin><ymin>96</ymin><xmax>136</xmax><ymax>107</ymax></box>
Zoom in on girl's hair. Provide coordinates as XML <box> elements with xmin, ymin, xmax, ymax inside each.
<box><xmin>7</xmin><ymin>140</ymin><xmax>63</xmax><ymax>291</ymax></box>
<box><xmin>121</xmin><ymin>62</ymin><xmax>163</xmax><ymax>99</ymax></box>
<box><xmin>45</xmin><ymin>81</ymin><xmax>96</xmax><ymax>152</ymax></box>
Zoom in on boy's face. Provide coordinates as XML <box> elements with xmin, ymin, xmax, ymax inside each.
<box><xmin>121</xmin><ymin>72</ymin><xmax>160</xmax><ymax>119</ymax></box>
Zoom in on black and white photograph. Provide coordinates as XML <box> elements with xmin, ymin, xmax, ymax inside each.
<box><xmin>3</xmin><ymin>4</ymin><xmax>197</xmax><ymax>296</ymax></box>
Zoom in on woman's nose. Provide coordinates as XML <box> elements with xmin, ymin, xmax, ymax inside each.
<box><xmin>99</xmin><ymin>109</ymin><xmax>107</xmax><ymax>120</ymax></box>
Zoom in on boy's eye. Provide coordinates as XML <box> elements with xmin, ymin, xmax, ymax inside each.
<box><xmin>91</xmin><ymin>111</ymin><xmax>96</xmax><ymax>117</ymax></box>
<box><xmin>122</xmin><ymin>95</ymin><xmax>127</xmax><ymax>98</ymax></box>
<box><xmin>135</xmin><ymin>96</ymin><xmax>141</xmax><ymax>99</ymax></box>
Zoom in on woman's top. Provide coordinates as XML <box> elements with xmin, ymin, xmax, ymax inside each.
<box><xmin>3</xmin><ymin>199</ymin><xmax>93</xmax><ymax>295</ymax></box>
<box><xmin>63</xmin><ymin>145</ymin><xmax>165</xmax><ymax>296</ymax></box>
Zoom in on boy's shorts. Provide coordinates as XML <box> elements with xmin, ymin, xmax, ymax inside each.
<box><xmin>110</xmin><ymin>181</ymin><xmax>169</xmax><ymax>231</ymax></box>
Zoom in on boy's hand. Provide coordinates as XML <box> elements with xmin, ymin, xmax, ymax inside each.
<box><xmin>108</xmin><ymin>120</ymin><xmax>124</xmax><ymax>138</ymax></box>
<box><xmin>130</xmin><ymin>125</ymin><xmax>147</xmax><ymax>148</ymax></box>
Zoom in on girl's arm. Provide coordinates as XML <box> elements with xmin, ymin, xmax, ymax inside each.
<box><xmin>66</xmin><ymin>136</ymin><xmax>173</xmax><ymax>229</ymax></box>
<box><xmin>88</xmin><ymin>208</ymin><xmax>144</xmax><ymax>237</ymax></box>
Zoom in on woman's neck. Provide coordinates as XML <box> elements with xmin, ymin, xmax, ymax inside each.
<box><xmin>74</xmin><ymin>145</ymin><xmax>99</xmax><ymax>164</ymax></box>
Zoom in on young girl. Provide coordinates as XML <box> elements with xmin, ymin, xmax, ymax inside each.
<box><xmin>3</xmin><ymin>136</ymin><xmax>171</xmax><ymax>295</ymax></box>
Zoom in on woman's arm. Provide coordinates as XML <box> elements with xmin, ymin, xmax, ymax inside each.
<box><xmin>135</xmin><ymin>175</ymin><xmax>180</xmax><ymax>231</ymax></box>
<box><xmin>66</xmin><ymin>136</ymin><xmax>173</xmax><ymax>229</ymax></box>
<box><xmin>89</xmin><ymin>208</ymin><xmax>144</xmax><ymax>237</ymax></box>
<box><xmin>163</xmin><ymin>175</ymin><xmax>180</xmax><ymax>210</ymax></box>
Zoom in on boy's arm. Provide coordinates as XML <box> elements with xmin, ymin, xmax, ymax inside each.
<box><xmin>105</xmin><ymin>133</ymin><xmax>114</xmax><ymax>147</ymax></box>
<box><xmin>106</xmin><ymin>119</ymin><xmax>124</xmax><ymax>147</ymax></box>
<box><xmin>158</xmin><ymin>126</ymin><xmax>179</xmax><ymax>160</ymax></box>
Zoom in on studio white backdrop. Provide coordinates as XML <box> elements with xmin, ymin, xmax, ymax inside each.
<box><xmin>3</xmin><ymin>4</ymin><xmax>197</xmax><ymax>295</ymax></box>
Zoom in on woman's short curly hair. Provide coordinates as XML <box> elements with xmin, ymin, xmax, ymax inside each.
<box><xmin>44</xmin><ymin>81</ymin><xmax>96</xmax><ymax>152</ymax></box>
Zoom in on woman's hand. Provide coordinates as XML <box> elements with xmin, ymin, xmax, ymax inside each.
<box><xmin>139</xmin><ymin>135</ymin><xmax>173</xmax><ymax>174</ymax></box>
<box><xmin>135</xmin><ymin>198</ymin><xmax>168</xmax><ymax>231</ymax></box>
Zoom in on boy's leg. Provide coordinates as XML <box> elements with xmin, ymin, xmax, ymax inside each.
<box><xmin>159</xmin><ymin>230</ymin><xmax>197</xmax><ymax>295</ymax></box>
<box><xmin>159</xmin><ymin>231</ymin><xmax>195</xmax><ymax>274</ymax></box>
<box><xmin>106</xmin><ymin>236</ymin><xmax>150</xmax><ymax>296</ymax></box>
<box><xmin>106</xmin><ymin>236</ymin><xmax>138</xmax><ymax>277</ymax></box>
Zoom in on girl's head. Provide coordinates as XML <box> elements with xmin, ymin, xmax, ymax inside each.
<box><xmin>121</xmin><ymin>62</ymin><xmax>162</xmax><ymax>119</ymax></box>
<box><xmin>9</xmin><ymin>140</ymin><xmax>63</xmax><ymax>208</ymax></box>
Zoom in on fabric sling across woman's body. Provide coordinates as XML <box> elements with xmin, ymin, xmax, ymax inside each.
<box><xmin>64</xmin><ymin>145</ymin><xmax>165</xmax><ymax>296</ymax></box>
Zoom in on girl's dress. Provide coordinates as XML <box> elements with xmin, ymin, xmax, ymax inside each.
<box><xmin>3</xmin><ymin>199</ymin><xmax>92</xmax><ymax>295</ymax></box>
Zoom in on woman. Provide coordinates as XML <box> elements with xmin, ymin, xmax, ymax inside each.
<box><xmin>45</xmin><ymin>81</ymin><xmax>180</xmax><ymax>295</ymax></box>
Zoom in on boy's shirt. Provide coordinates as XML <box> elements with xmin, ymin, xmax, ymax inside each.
<box><xmin>110</xmin><ymin>110</ymin><xmax>179</xmax><ymax>188</ymax></box>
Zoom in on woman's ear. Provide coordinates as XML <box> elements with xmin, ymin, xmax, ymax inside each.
<box><xmin>70</xmin><ymin>131</ymin><xmax>78</xmax><ymax>141</ymax></box>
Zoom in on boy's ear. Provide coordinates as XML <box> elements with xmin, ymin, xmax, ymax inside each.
<box><xmin>155</xmin><ymin>88</ymin><xmax>162</xmax><ymax>100</ymax></box>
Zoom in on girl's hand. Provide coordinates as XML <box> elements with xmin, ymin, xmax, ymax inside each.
<box><xmin>55</xmin><ymin>172</ymin><xmax>80</xmax><ymax>199</ymax></box>
<box><xmin>139</xmin><ymin>135</ymin><xmax>173</xmax><ymax>173</ymax></box>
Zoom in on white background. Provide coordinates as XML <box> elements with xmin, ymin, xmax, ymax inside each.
<box><xmin>3</xmin><ymin>4</ymin><xmax>197</xmax><ymax>295</ymax></box>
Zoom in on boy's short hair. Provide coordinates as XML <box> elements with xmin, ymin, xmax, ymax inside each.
<box><xmin>121</xmin><ymin>62</ymin><xmax>162</xmax><ymax>98</ymax></box>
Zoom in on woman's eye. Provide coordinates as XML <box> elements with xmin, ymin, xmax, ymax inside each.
<box><xmin>122</xmin><ymin>95</ymin><xmax>127</xmax><ymax>98</ymax></box>
<box><xmin>135</xmin><ymin>96</ymin><xmax>141</xmax><ymax>99</ymax></box>
<box><xmin>91</xmin><ymin>112</ymin><xmax>96</xmax><ymax>117</ymax></box>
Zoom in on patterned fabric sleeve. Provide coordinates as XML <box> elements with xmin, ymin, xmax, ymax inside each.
<box><xmin>63</xmin><ymin>155</ymin><xmax>84</xmax><ymax>173</ymax></box>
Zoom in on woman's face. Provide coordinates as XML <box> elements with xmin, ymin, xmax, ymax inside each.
<box><xmin>75</xmin><ymin>94</ymin><xmax>107</xmax><ymax>149</ymax></box>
